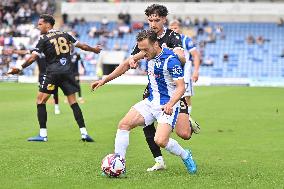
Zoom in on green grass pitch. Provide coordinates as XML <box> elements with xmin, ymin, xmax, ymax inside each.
<box><xmin>0</xmin><ymin>83</ymin><xmax>283</xmax><ymax>189</ymax></box>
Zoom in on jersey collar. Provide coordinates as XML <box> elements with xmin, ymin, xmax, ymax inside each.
<box><xmin>157</xmin><ymin>27</ymin><xmax>167</xmax><ymax>39</ymax></box>
<box><xmin>47</xmin><ymin>29</ymin><xmax>57</xmax><ymax>33</ymax></box>
<box><xmin>155</xmin><ymin>47</ymin><xmax>164</xmax><ymax>59</ymax></box>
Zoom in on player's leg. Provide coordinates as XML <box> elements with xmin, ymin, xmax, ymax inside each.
<box><xmin>61</xmin><ymin>73</ymin><xmax>93</xmax><ymax>142</ymax></box>
<box><xmin>184</xmin><ymin>95</ymin><xmax>201</xmax><ymax>134</ymax></box>
<box><xmin>175</xmin><ymin>97</ymin><xmax>192</xmax><ymax>140</ymax></box>
<box><xmin>28</xmin><ymin>74</ymin><xmax>54</xmax><ymax>142</ymax></box>
<box><xmin>53</xmin><ymin>86</ymin><xmax>60</xmax><ymax>114</ymax></box>
<box><xmin>115</xmin><ymin>106</ymin><xmax>146</xmax><ymax>158</ymax></box>
<box><xmin>143</xmin><ymin>124</ymin><xmax>165</xmax><ymax>171</ymax></box>
<box><xmin>155</xmin><ymin>110</ymin><xmax>197</xmax><ymax>174</ymax></box>
<box><xmin>76</xmin><ymin>75</ymin><xmax>84</xmax><ymax>103</ymax></box>
<box><xmin>142</xmin><ymin>85</ymin><xmax>165</xmax><ymax>171</ymax></box>
<box><xmin>184</xmin><ymin>79</ymin><xmax>201</xmax><ymax>134</ymax></box>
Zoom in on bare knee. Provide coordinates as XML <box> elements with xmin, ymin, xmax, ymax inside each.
<box><xmin>176</xmin><ymin>130</ymin><xmax>192</xmax><ymax>140</ymax></box>
<box><xmin>154</xmin><ymin>136</ymin><xmax>168</xmax><ymax>148</ymax></box>
<box><xmin>118</xmin><ymin>120</ymin><xmax>131</xmax><ymax>131</ymax></box>
<box><xmin>36</xmin><ymin>94</ymin><xmax>48</xmax><ymax>104</ymax></box>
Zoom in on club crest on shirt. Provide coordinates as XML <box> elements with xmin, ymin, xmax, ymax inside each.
<box><xmin>60</xmin><ymin>58</ymin><xmax>67</xmax><ymax>65</ymax></box>
<box><xmin>155</xmin><ymin>60</ymin><xmax>161</xmax><ymax>68</ymax></box>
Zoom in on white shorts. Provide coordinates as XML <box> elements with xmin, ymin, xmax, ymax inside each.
<box><xmin>183</xmin><ymin>62</ymin><xmax>194</xmax><ymax>97</ymax></box>
<box><xmin>183</xmin><ymin>79</ymin><xmax>194</xmax><ymax>97</ymax></box>
<box><xmin>133</xmin><ymin>99</ymin><xmax>180</xmax><ymax>129</ymax></box>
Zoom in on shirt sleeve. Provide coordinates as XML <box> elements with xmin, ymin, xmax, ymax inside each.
<box><xmin>66</xmin><ymin>32</ymin><xmax>79</xmax><ymax>46</ymax></box>
<box><xmin>31</xmin><ymin>36</ymin><xmax>44</xmax><ymax>56</ymax></box>
<box><xmin>167</xmin><ymin>56</ymin><xmax>184</xmax><ymax>80</ymax></box>
<box><xmin>168</xmin><ymin>31</ymin><xmax>183</xmax><ymax>50</ymax></box>
<box><xmin>185</xmin><ymin>37</ymin><xmax>196</xmax><ymax>52</ymax></box>
<box><xmin>130</xmin><ymin>43</ymin><xmax>140</xmax><ymax>55</ymax></box>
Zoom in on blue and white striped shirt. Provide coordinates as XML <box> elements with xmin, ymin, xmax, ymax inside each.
<box><xmin>146</xmin><ymin>48</ymin><xmax>184</xmax><ymax>105</ymax></box>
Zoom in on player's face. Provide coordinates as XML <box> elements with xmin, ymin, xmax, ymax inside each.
<box><xmin>37</xmin><ymin>19</ymin><xmax>49</xmax><ymax>34</ymax></box>
<box><xmin>147</xmin><ymin>14</ymin><xmax>166</xmax><ymax>35</ymax></box>
<box><xmin>169</xmin><ymin>23</ymin><xmax>181</xmax><ymax>34</ymax></box>
<box><xmin>138</xmin><ymin>39</ymin><xmax>158</xmax><ymax>60</ymax></box>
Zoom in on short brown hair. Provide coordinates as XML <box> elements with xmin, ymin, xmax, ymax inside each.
<box><xmin>136</xmin><ymin>29</ymin><xmax>158</xmax><ymax>43</ymax></box>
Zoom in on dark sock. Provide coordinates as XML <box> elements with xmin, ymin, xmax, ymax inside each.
<box><xmin>78</xmin><ymin>87</ymin><xmax>82</xmax><ymax>98</ymax></box>
<box><xmin>71</xmin><ymin>103</ymin><xmax>85</xmax><ymax>128</ymax></box>
<box><xmin>37</xmin><ymin>104</ymin><xmax>47</xmax><ymax>129</ymax></box>
<box><xmin>143</xmin><ymin>123</ymin><xmax>162</xmax><ymax>158</ymax></box>
<box><xmin>53</xmin><ymin>92</ymin><xmax>59</xmax><ymax>104</ymax></box>
<box><xmin>77</xmin><ymin>80</ymin><xmax>82</xmax><ymax>98</ymax></box>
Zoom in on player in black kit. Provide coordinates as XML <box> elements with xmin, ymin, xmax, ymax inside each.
<box><xmin>8</xmin><ymin>14</ymin><xmax>101</xmax><ymax>142</ymax></box>
<box><xmin>91</xmin><ymin>4</ymin><xmax>200</xmax><ymax>172</ymax></box>
<box><xmin>71</xmin><ymin>49</ymin><xmax>85</xmax><ymax>103</ymax></box>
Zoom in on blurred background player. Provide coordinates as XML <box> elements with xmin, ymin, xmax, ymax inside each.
<box><xmin>10</xmin><ymin>49</ymin><xmax>61</xmax><ymax>114</ymax></box>
<box><xmin>169</xmin><ymin>19</ymin><xmax>201</xmax><ymax>128</ymax></box>
<box><xmin>8</xmin><ymin>14</ymin><xmax>101</xmax><ymax>142</ymax></box>
<box><xmin>71</xmin><ymin>47</ymin><xmax>85</xmax><ymax>104</ymax></box>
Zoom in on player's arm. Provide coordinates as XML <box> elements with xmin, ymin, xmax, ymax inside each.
<box><xmin>13</xmin><ymin>49</ymin><xmax>31</xmax><ymax>55</ymax></box>
<box><xmin>173</xmin><ymin>48</ymin><xmax>186</xmax><ymax>65</ymax></box>
<box><xmin>75</xmin><ymin>42</ymin><xmax>101</xmax><ymax>54</ymax></box>
<box><xmin>66</xmin><ymin>32</ymin><xmax>102</xmax><ymax>54</ymax></box>
<box><xmin>163</xmin><ymin>79</ymin><xmax>185</xmax><ymax>115</ymax></box>
<box><xmin>91</xmin><ymin>57</ymin><xmax>131</xmax><ymax>90</ymax></box>
<box><xmin>7</xmin><ymin>53</ymin><xmax>38</xmax><ymax>74</ymax></box>
<box><xmin>170</xmin><ymin>31</ymin><xmax>186</xmax><ymax>64</ymax></box>
<box><xmin>162</xmin><ymin>57</ymin><xmax>185</xmax><ymax>115</ymax></box>
<box><xmin>190</xmin><ymin>49</ymin><xmax>200</xmax><ymax>82</ymax></box>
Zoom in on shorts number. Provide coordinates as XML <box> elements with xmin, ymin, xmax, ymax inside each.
<box><xmin>50</xmin><ymin>37</ymin><xmax>70</xmax><ymax>55</ymax></box>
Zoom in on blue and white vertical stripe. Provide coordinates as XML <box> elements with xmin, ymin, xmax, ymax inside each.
<box><xmin>146</xmin><ymin>48</ymin><xmax>184</xmax><ymax>106</ymax></box>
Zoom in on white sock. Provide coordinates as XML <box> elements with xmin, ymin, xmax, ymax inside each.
<box><xmin>80</xmin><ymin>127</ymin><xmax>88</xmax><ymax>137</ymax></box>
<box><xmin>188</xmin><ymin>105</ymin><xmax>192</xmax><ymax>115</ymax></box>
<box><xmin>115</xmin><ymin>129</ymin><xmax>130</xmax><ymax>158</ymax></box>
<box><xmin>154</xmin><ymin>156</ymin><xmax>165</xmax><ymax>165</ymax></box>
<box><xmin>165</xmin><ymin>138</ymin><xmax>188</xmax><ymax>159</ymax></box>
<box><xmin>55</xmin><ymin>104</ymin><xmax>60</xmax><ymax>110</ymax></box>
<box><xmin>40</xmin><ymin>128</ymin><xmax>47</xmax><ymax>137</ymax></box>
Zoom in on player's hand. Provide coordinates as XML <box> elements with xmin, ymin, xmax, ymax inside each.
<box><xmin>162</xmin><ymin>103</ymin><xmax>173</xmax><ymax>115</ymax></box>
<box><xmin>91</xmin><ymin>79</ymin><xmax>105</xmax><ymax>91</ymax></box>
<box><xmin>192</xmin><ymin>70</ymin><xmax>199</xmax><ymax>82</ymax></box>
<box><xmin>7</xmin><ymin>67</ymin><xmax>21</xmax><ymax>75</ymax></box>
<box><xmin>129</xmin><ymin>57</ymin><xmax>138</xmax><ymax>69</ymax></box>
<box><xmin>93</xmin><ymin>45</ymin><xmax>102</xmax><ymax>54</ymax></box>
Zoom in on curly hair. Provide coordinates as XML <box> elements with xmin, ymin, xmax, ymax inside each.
<box><xmin>145</xmin><ymin>4</ymin><xmax>168</xmax><ymax>17</ymax></box>
<box><xmin>136</xmin><ymin>29</ymin><xmax>158</xmax><ymax>43</ymax></box>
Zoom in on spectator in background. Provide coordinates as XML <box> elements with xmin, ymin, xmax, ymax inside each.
<box><xmin>202</xmin><ymin>18</ymin><xmax>209</xmax><ymax>26</ymax></box>
<box><xmin>223</xmin><ymin>53</ymin><xmax>229</xmax><ymax>62</ymax></box>
<box><xmin>118</xmin><ymin>10</ymin><xmax>131</xmax><ymax>25</ymax></box>
<box><xmin>183</xmin><ymin>16</ymin><xmax>192</xmax><ymax>28</ymax></box>
<box><xmin>256</xmin><ymin>35</ymin><xmax>264</xmax><ymax>45</ymax></box>
<box><xmin>246</xmin><ymin>35</ymin><xmax>255</xmax><ymax>45</ymax></box>
<box><xmin>280</xmin><ymin>49</ymin><xmax>284</xmax><ymax>58</ymax></box>
<box><xmin>62</xmin><ymin>13</ymin><xmax>68</xmax><ymax>24</ymax></box>
<box><xmin>277</xmin><ymin>18</ymin><xmax>284</xmax><ymax>27</ymax></box>
<box><xmin>203</xmin><ymin>56</ymin><xmax>214</xmax><ymax>66</ymax></box>
<box><xmin>194</xmin><ymin>18</ymin><xmax>199</xmax><ymax>26</ymax></box>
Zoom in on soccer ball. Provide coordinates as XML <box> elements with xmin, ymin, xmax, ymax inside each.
<box><xmin>101</xmin><ymin>153</ymin><xmax>126</xmax><ymax>177</ymax></box>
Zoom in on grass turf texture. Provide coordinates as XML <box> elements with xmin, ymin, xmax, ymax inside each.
<box><xmin>0</xmin><ymin>83</ymin><xmax>283</xmax><ymax>189</ymax></box>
